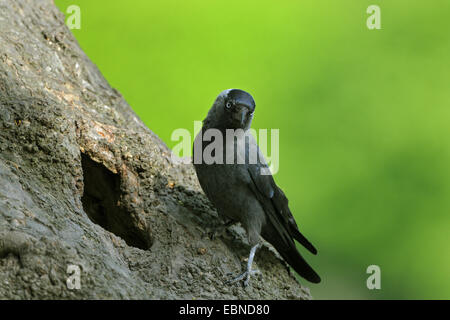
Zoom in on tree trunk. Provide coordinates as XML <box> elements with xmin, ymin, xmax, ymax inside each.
<box><xmin>0</xmin><ymin>0</ymin><xmax>311</xmax><ymax>299</ymax></box>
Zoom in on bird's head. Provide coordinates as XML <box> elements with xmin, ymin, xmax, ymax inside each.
<box><xmin>205</xmin><ymin>89</ymin><xmax>256</xmax><ymax>130</ymax></box>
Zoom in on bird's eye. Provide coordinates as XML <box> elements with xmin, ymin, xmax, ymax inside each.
<box><xmin>226</xmin><ymin>101</ymin><xmax>232</xmax><ymax>109</ymax></box>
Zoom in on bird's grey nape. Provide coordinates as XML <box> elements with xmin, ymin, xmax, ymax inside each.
<box><xmin>219</xmin><ymin>88</ymin><xmax>233</xmax><ymax>98</ymax></box>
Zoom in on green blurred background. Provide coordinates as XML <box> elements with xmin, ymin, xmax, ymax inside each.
<box><xmin>55</xmin><ymin>0</ymin><xmax>450</xmax><ymax>299</ymax></box>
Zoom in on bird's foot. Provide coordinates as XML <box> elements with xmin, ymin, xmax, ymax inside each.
<box><xmin>202</xmin><ymin>226</ymin><xmax>224</xmax><ymax>240</ymax></box>
<box><xmin>226</xmin><ymin>269</ymin><xmax>261</xmax><ymax>287</ymax></box>
<box><xmin>226</xmin><ymin>243</ymin><xmax>261</xmax><ymax>287</ymax></box>
<box><xmin>202</xmin><ymin>220</ymin><xmax>236</xmax><ymax>240</ymax></box>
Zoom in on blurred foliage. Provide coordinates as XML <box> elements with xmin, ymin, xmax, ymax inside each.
<box><xmin>55</xmin><ymin>0</ymin><xmax>450</xmax><ymax>299</ymax></box>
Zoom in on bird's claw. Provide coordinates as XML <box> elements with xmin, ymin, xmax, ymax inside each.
<box><xmin>202</xmin><ymin>228</ymin><xmax>222</xmax><ymax>240</ymax></box>
<box><xmin>202</xmin><ymin>222</ymin><xmax>235</xmax><ymax>240</ymax></box>
<box><xmin>201</xmin><ymin>229</ymin><xmax>215</xmax><ymax>240</ymax></box>
<box><xmin>226</xmin><ymin>269</ymin><xmax>261</xmax><ymax>287</ymax></box>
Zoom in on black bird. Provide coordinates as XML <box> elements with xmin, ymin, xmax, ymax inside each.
<box><xmin>193</xmin><ymin>89</ymin><xmax>320</xmax><ymax>285</ymax></box>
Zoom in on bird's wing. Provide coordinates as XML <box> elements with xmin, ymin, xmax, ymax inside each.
<box><xmin>245</xmin><ymin>136</ymin><xmax>317</xmax><ymax>254</ymax></box>
<box><xmin>242</xmin><ymin>133</ymin><xmax>320</xmax><ymax>283</ymax></box>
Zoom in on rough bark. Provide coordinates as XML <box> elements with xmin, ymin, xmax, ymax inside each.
<box><xmin>0</xmin><ymin>0</ymin><xmax>311</xmax><ymax>299</ymax></box>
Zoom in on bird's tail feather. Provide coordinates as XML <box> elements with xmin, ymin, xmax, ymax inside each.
<box><xmin>289</xmin><ymin>226</ymin><xmax>318</xmax><ymax>255</ymax></box>
<box><xmin>262</xmin><ymin>219</ymin><xmax>321</xmax><ymax>283</ymax></box>
<box><xmin>270</xmin><ymin>188</ymin><xmax>318</xmax><ymax>255</ymax></box>
<box><xmin>278</xmin><ymin>243</ymin><xmax>321</xmax><ymax>284</ymax></box>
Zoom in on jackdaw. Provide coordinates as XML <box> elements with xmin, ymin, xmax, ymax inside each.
<box><xmin>193</xmin><ymin>89</ymin><xmax>320</xmax><ymax>285</ymax></box>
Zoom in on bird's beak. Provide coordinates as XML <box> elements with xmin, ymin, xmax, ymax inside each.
<box><xmin>240</xmin><ymin>108</ymin><xmax>247</xmax><ymax>126</ymax></box>
<box><xmin>232</xmin><ymin>105</ymin><xmax>251</xmax><ymax>127</ymax></box>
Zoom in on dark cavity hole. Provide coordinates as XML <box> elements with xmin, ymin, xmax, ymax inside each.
<box><xmin>80</xmin><ymin>153</ymin><xmax>150</xmax><ymax>250</ymax></box>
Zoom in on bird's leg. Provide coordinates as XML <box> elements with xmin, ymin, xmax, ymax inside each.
<box><xmin>226</xmin><ymin>243</ymin><xmax>261</xmax><ymax>287</ymax></box>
